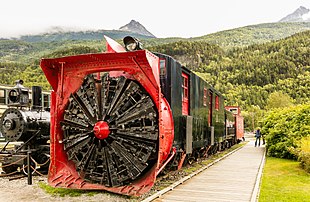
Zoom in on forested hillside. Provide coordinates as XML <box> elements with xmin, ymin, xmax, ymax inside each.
<box><xmin>0</xmin><ymin>46</ymin><xmax>101</xmax><ymax>89</ymax></box>
<box><xmin>1</xmin><ymin>30</ymin><xmax>309</xmax><ymax>109</ymax></box>
<box><xmin>0</xmin><ymin>23</ymin><xmax>309</xmax><ymax>130</ymax></box>
<box><xmin>0</xmin><ymin>39</ymin><xmax>105</xmax><ymax>64</ymax></box>
<box><xmin>150</xmin><ymin>31</ymin><xmax>310</xmax><ymax>110</ymax></box>
<box><xmin>1</xmin><ymin>22</ymin><xmax>309</xmax><ymax>64</ymax></box>
<box><xmin>193</xmin><ymin>22</ymin><xmax>310</xmax><ymax>48</ymax></box>
<box><xmin>149</xmin><ymin>30</ymin><xmax>310</xmax><ymax>130</ymax></box>
<box><xmin>144</xmin><ymin>22</ymin><xmax>310</xmax><ymax>47</ymax></box>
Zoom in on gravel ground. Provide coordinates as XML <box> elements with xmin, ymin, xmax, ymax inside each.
<box><xmin>0</xmin><ymin>175</ymin><xmax>134</xmax><ymax>202</ymax></box>
<box><xmin>0</xmin><ymin>166</ymin><xmax>191</xmax><ymax>202</ymax></box>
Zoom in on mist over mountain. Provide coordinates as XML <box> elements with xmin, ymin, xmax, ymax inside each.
<box><xmin>1</xmin><ymin>20</ymin><xmax>155</xmax><ymax>42</ymax></box>
<box><xmin>279</xmin><ymin>6</ymin><xmax>310</xmax><ymax>22</ymax></box>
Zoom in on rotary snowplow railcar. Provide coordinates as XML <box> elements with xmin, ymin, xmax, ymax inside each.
<box><xmin>40</xmin><ymin>36</ymin><xmax>244</xmax><ymax>196</ymax></box>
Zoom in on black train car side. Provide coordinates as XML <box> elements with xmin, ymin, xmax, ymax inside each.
<box><xmin>155</xmin><ymin>53</ymin><xmax>234</xmax><ymax>165</ymax></box>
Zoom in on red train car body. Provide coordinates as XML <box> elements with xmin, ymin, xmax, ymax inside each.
<box><xmin>225</xmin><ymin>106</ymin><xmax>244</xmax><ymax>141</ymax></box>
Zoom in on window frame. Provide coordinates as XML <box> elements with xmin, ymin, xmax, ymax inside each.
<box><xmin>215</xmin><ymin>95</ymin><xmax>219</xmax><ymax>111</ymax></box>
<box><xmin>203</xmin><ymin>88</ymin><xmax>207</xmax><ymax>107</ymax></box>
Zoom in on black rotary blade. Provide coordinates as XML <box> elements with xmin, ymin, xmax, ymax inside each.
<box><xmin>61</xmin><ymin>74</ymin><xmax>159</xmax><ymax>187</ymax></box>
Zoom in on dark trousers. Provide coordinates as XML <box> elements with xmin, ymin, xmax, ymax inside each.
<box><xmin>255</xmin><ymin>137</ymin><xmax>261</xmax><ymax>147</ymax></box>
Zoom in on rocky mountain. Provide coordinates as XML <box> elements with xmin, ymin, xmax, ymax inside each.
<box><xmin>279</xmin><ymin>6</ymin><xmax>310</xmax><ymax>22</ymax></box>
<box><xmin>119</xmin><ymin>20</ymin><xmax>155</xmax><ymax>38</ymax></box>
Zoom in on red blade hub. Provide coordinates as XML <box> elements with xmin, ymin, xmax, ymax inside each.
<box><xmin>93</xmin><ymin>121</ymin><xmax>110</xmax><ymax>140</ymax></box>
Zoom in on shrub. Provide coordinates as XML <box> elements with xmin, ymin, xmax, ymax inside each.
<box><xmin>298</xmin><ymin>137</ymin><xmax>310</xmax><ymax>173</ymax></box>
<box><xmin>262</xmin><ymin>104</ymin><xmax>310</xmax><ymax>160</ymax></box>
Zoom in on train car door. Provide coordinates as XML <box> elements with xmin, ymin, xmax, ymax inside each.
<box><xmin>182</xmin><ymin>72</ymin><xmax>189</xmax><ymax>115</ymax></box>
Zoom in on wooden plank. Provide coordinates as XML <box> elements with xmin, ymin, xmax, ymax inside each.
<box><xmin>153</xmin><ymin>141</ymin><xmax>265</xmax><ymax>202</ymax></box>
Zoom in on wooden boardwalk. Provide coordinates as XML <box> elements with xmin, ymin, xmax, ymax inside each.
<box><xmin>152</xmin><ymin>141</ymin><xmax>265</xmax><ymax>202</ymax></box>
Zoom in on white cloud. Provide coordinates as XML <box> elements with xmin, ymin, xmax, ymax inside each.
<box><xmin>0</xmin><ymin>0</ymin><xmax>310</xmax><ymax>38</ymax></box>
<box><xmin>302</xmin><ymin>11</ymin><xmax>310</xmax><ymax>20</ymax></box>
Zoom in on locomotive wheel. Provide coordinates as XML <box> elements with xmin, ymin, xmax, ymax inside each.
<box><xmin>61</xmin><ymin>74</ymin><xmax>159</xmax><ymax>187</ymax></box>
<box><xmin>2</xmin><ymin>163</ymin><xmax>19</xmax><ymax>174</ymax></box>
<box><xmin>22</xmin><ymin>163</ymin><xmax>37</xmax><ymax>175</ymax></box>
<box><xmin>0</xmin><ymin>109</ymin><xmax>25</xmax><ymax>142</ymax></box>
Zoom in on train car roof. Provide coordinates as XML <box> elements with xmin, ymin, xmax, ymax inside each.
<box><xmin>0</xmin><ymin>84</ymin><xmax>14</xmax><ymax>89</ymax></box>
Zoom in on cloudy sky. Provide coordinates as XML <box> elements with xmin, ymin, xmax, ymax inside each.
<box><xmin>0</xmin><ymin>0</ymin><xmax>309</xmax><ymax>38</ymax></box>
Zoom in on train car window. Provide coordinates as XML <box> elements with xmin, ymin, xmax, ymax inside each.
<box><xmin>229</xmin><ymin>108</ymin><xmax>238</xmax><ymax>115</ymax></box>
<box><xmin>8</xmin><ymin>89</ymin><xmax>19</xmax><ymax>103</ymax></box>
<box><xmin>0</xmin><ymin>89</ymin><xmax>5</xmax><ymax>104</ymax></box>
<box><xmin>182</xmin><ymin>72</ymin><xmax>189</xmax><ymax>115</ymax></box>
<box><xmin>29</xmin><ymin>92</ymin><xmax>32</xmax><ymax>103</ymax></box>
<box><xmin>208</xmin><ymin>90</ymin><xmax>213</xmax><ymax>126</ymax></box>
<box><xmin>20</xmin><ymin>90</ymin><xmax>30</xmax><ymax>105</ymax></box>
<box><xmin>44</xmin><ymin>94</ymin><xmax>50</xmax><ymax>108</ymax></box>
<box><xmin>182</xmin><ymin>74</ymin><xmax>188</xmax><ymax>99</ymax></box>
<box><xmin>203</xmin><ymin>88</ymin><xmax>207</xmax><ymax>107</ymax></box>
<box><xmin>215</xmin><ymin>95</ymin><xmax>219</xmax><ymax>110</ymax></box>
<box><xmin>160</xmin><ymin>59</ymin><xmax>166</xmax><ymax>77</ymax></box>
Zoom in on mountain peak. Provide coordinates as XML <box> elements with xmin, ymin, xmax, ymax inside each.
<box><xmin>279</xmin><ymin>6</ymin><xmax>310</xmax><ymax>22</ymax></box>
<box><xmin>119</xmin><ymin>20</ymin><xmax>155</xmax><ymax>38</ymax></box>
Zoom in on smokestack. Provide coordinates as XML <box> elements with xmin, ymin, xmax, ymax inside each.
<box><xmin>32</xmin><ymin>86</ymin><xmax>42</xmax><ymax>110</ymax></box>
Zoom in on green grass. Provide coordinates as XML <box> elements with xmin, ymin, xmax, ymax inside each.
<box><xmin>38</xmin><ymin>182</ymin><xmax>85</xmax><ymax>197</ymax></box>
<box><xmin>38</xmin><ymin>182</ymin><xmax>132</xmax><ymax>200</ymax></box>
<box><xmin>38</xmin><ymin>182</ymin><xmax>92</xmax><ymax>197</ymax></box>
<box><xmin>259</xmin><ymin>157</ymin><xmax>310</xmax><ymax>202</ymax></box>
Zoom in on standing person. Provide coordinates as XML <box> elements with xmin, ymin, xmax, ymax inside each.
<box><xmin>255</xmin><ymin>128</ymin><xmax>261</xmax><ymax>147</ymax></box>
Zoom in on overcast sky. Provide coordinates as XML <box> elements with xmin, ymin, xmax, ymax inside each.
<box><xmin>0</xmin><ymin>0</ymin><xmax>309</xmax><ymax>38</ymax></box>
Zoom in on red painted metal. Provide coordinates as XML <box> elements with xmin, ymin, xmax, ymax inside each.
<box><xmin>181</xmin><ymin>72</ymin><xmax>189</xmax><ymax>115</ymax></box>
<box><xmin>236</xmin><ymin>115</ymin><xmax>244</xmax><ymax>140</ymax></box>
<box><xmin>156</xmin><ymin>147</ymin><xmax>176</xmax><ymax>175</ymax></box>
<box><xmin>177</xmin><ymin>152</ymin><xmax>187</xmax><ymax>170</ymax></box>
<box><xmin>93</xmin><ymin>121</ymin><xmax>110</xmax><ymax>140</ymax></box>
<box><xmin>40</xmin><ymin>37</ymin><xmax>174</xmax><ymax>196</ymax></box>
<box><xmin>225</xmin><ymin>106</ymin><xmax>244</xmax><ymax>140</ymax></box>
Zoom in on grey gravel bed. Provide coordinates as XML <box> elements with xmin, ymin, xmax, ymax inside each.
<box><xmin>0</xmin><ymin>176</ymin><xmax>133</xmax><ymax>202</ymax></box>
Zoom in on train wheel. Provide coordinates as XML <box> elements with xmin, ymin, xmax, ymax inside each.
<box><xmin>22</xmin><ymin>164</ymin><xmax>37</xmax><ymax>175</ymax></box>
<box><xmin>186</xmin><ymin>156</ymin><xmax>195</xmax><ymax>165</ymax></box>
<box><xmin>61</xmin><ymin>74</ymin><xmax>159</xmax><ymax>187</ymax></box>
<box><xmin>209</xmin><ymin>144</ymin><xmax>218</xmax><ymax>155</ymax></box>
<box><xmin>1</xmin><ymin>163</ymin><xmax>18</xmax><ymax>174</ymax></box>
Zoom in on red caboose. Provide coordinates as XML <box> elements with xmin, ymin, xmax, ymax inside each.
<box><xmin>225</xmin><ymin>106</ymin><xmax>244</xmax><ymax>141</ymax></box>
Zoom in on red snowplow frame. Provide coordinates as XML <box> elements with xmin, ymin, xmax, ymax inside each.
<box><xmin>40</xmin><ymin>44</ymin><xmax>174</xmax><ymax>195</ymax></box>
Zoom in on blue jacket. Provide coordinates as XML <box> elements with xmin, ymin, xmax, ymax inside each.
<box><xmin>255</xmin><ymin>130</ymin><xmax>261</xmax><ymax>138</ymax></box>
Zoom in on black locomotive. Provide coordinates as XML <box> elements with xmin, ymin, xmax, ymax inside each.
<box><xmin>0</xmin><ymin>80</ymin><xmax>50</xmax><ymax>174</ymax></box>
